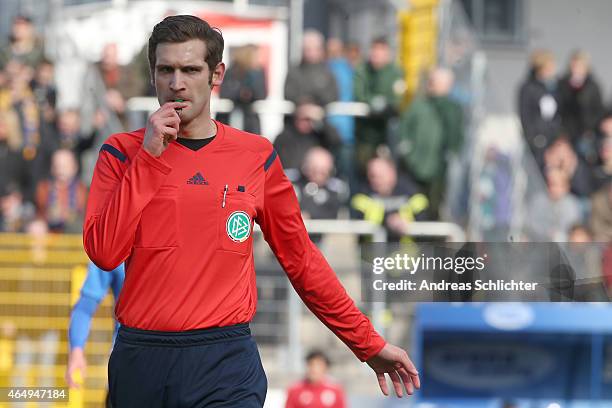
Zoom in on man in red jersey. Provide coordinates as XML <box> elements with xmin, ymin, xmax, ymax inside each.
<box><xmin>285</xmin><ymin>350</ymin><xmax>347</xmax><ymax>408</ymax></box>
<box><xmin>83</xmin><ymin>15</ymin><xmax>419</xmax><ymax>407</ymax></box>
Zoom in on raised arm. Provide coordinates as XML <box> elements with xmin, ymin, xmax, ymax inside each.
<box><xmin>83</xmin><ymin>103</ymin><xmax>184</xmax><ymax>270</ymax></box>
<box><xmin>83</xmin><ymin>144</ymin><xmax>171</xmax><ymax>270</ymax></box>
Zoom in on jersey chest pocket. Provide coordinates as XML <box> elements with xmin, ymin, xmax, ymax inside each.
<box><xmin>135</xmin><ymin>185</ymin><xmax>178</xmax><ymax>248</ymax></box>
<box><xmin>217</xmin><ymin>189</ymin><xmax>256</xmax><ymax>255</ymax></box>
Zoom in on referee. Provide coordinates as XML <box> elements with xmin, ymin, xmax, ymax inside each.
<box><xmin>83</xmin><ymin>15</ymin><xmax>419</xmax><ymax>407</ymax></box>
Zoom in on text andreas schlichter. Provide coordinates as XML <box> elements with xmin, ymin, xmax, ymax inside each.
<box><xmin>370</xmin><ymin>253</ymin><xmax>539</xmax><ymax>293</ymax></box>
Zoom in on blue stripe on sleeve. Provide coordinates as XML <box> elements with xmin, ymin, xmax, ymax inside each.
<box><xmin>264</xmin><ymin>149</ymin><xmax>277</xmax><ymax>171</ymax></box>
<box><xmin>100</xmin><ymin>144</ymin><xmax>127</xmax><ymax>163</ymax></box>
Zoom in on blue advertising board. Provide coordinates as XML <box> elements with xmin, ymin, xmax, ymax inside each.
<box><xmin>412</xmin><ymin>303</ymin><xmax>612</xmax><ymax>407</ymax></box>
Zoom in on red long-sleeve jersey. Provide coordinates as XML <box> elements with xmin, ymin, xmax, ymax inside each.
<box><xmin>83</xmin><ymin>121</ymin><xmax>385</xmax><ymax>361</ymax></box>
<box><xmin>285</xmin><ymin>379</ymin><xmax>347</xmax><ymax>408</ymax></box>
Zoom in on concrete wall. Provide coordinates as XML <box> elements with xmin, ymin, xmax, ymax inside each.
<box><xmin>483</xmin><ymin>0</ymin><xmax>612</xmax><ymax>114</ymax></box>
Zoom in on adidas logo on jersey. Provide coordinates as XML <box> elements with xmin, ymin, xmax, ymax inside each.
<box><xmin>187</xmin><ymin>172</ymin><xmax>208</xmax><ymax>185</ymax></box>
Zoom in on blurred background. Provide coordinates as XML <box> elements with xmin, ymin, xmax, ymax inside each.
<box><xmin>0</xmin><ymin>0</ymin><xmax>611</xmax><ymax>407</ymax></box>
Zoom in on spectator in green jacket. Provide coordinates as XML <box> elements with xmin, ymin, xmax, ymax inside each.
<box><xmin>397</xmin><ymin>67</ymin><xmax>463</xmax><ymax>219</ymax></box>
<box><xmin>354</xmin><ymin>37</ymin><xmax>405</xmax><ymax>175</ymax></box>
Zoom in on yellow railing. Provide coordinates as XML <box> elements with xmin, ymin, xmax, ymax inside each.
<box><xmin>0</xmin><ymin>233</ymin><xmax>114</xmax><ymax>408</ymax></box>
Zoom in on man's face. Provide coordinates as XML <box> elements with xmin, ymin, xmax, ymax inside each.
<box><xmin>369</xmin><ymin>43</ymin><xmax>390</xmax><ymax>70</ymax></box>
<box><xmin>326</xmin><ymin>38</ymin><xmax>343</xmax><ymax>60</ymax></box>
<box><xmin>12</xmin><ymin>19</ymin><xmax>33</xmax><ymax>42</ymax></box>
<box><xmin>1</xmin><ymin>191</ymin><xmax>22</xmax><ymax>217</ymax></box>
<box><xmin>36</xmin><ymin>63</ymin><xmax>54</xmax><ymax>86</ymax></box>
<box><xmin>306</xmin><ymin>357</ymin><xmax>328</xmax><ymax>384</ymax></box>
<box><xmin>428</xmin><ymin>69</ymin><xmax>454</xmax><ymax>97</ymax></box>
<box><xmin>58</xmin><ymin>111</ymin><xmax>80</xmax><ymax>135</ymax></box>
<box><xmin>153</xmin><ymin>39</ymin><xmax>225</xmax><ymax>125</ymax></box>
<box><xmin>294</xmin><ymin>113</ymin><xmax>313</xmax><ymax>134</ymax></box>
<box><xmin>569</xmin><ymin>228</ymin><xmax>591</xmax><ymax>243</ymax></box>
<box><xmin>294</xmin><ymin>104</ymin><xmax>323</xmax><ymax>134</ymax></box>
<box><xmin>546</xmin><ymin>168</ymin><xmax>569</xmax><ymax>201</ymax></box>
<box><xmin>570</xmin><ymin>58</ymin><xmax>588</xmax><ymax>80</ymax></box>
<box><xmin>51</xmin><ymin>150</ymin><xmax>77</xmax><ymax>183</ymax></box>
<box><xmin>367</xmin><ymin>159</ymin><xmax>396</xmax><ymax>196</ymax></box>
<box><xmin>538</xmin><ymin>60</ymin><xmax>556</xmax><ymax>81</ymax></box>
<box><xmin>302</xmin><ymin>35</ymin><xmax>324</xmax><ymax>64</ymax></box>
<box><xmin>600</xmin><ymin>134</ymin><xmax>612</xmax><ymax>164</ymax></box>
<box><xmin>600</xmin><ymin>117</ymin><xmax>612</xmax><ymax>137</ymax></box>
<box><xmin>303</xmin><ymin>150</ymin><xmax>333</xmax><ymax>186</ymax></box>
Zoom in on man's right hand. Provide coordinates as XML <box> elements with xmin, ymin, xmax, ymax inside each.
<box><xmin>65</xmin><ymin>347</ymin><xmax>87</xmax><ymax>389</ymax></box>
<box><xmin>143</xmin><ymin>102</ymin><xmax>187</xmax><ymax>157</ymax></box>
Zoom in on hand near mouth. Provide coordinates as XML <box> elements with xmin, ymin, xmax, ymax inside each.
<box><xmin>143</xmin><ymin>101</ymin><xmax>188</xmax><ymax>157</ymax></box>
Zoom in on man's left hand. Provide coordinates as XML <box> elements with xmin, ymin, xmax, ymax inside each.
<box><xmin>366</xmin><ymin>343</ymin><xmax>420</xmax><ymax>397</ymax></box>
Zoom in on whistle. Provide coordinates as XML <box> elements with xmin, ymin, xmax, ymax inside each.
<box><xmin>175</xmin><ymin>99</ymin><xmax>184</xmax><ymax>116</ymax></box>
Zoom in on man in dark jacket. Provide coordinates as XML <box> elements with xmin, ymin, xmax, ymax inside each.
<box><xmin>557</xmin><ymin>50</ymin><xmax>604</xmax><ymax>165</ymax></box>
<box><xmin>36</xmin><ymin>109</ymin><xmax>103</xmax><ymax>182</ymax></box>
<box><xmin>518</xmin><ymin>50</ymin><xmax>562</xmax><ymax>168</ymax></box>
<box><xmin>287</xmin><ymin>147</ymin><xmax>348</xmax><ymax>243</ymax></box>
<box><xmin>274</xmin><ymin>102</ymin><xmax>341</xmax><ymax>171</ymax></box>
<box><xmin>218</xmin><ymin>44</ymin><xmax>266</xmax><ymax>134</ymax></box>
<box><xmin>592</xmin><ymin>111</ymin><xmax>612</xmax><ymax>190</ymax></box>
<box><xmin>0</xmin><ymin>110</ymin><xmax>30</xmax><ymax>200</ymax></box>
<box><xmin>288</xmin><ymin>146</ymin><xmax>347</xmax><ymax>220</ymax></box>
<box><xmin>284</xmin><ymin>30</ymin><xmax>338</xmax><ymax>107</ymax></box>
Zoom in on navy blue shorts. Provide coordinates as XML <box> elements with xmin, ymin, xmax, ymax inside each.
<box><xmin>108</xmin><ymin>323</ymin><xmax>267</xmax><ymax>407</ymax></box>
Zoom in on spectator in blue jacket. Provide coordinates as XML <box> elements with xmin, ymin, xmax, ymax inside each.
<box><xmin>326</xmin><ymin>38</ymin><xmax>355</xmax><ymax>184</ymax></box>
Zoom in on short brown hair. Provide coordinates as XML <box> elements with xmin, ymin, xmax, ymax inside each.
<box><xmin>148</xmin><ymin>15</ymin><xmax>224</xmax><ymax>77</ymax></box>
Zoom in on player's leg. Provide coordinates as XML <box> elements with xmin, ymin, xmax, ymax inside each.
<box><xmin>172</xmin><ymin>324</ymin><xmax>267</xmax><ymax>408</ymax></box>
<box><xmin>108</xmin><ymin>327</ymin><xmax>178</xmax><ymax>407</ymax></box>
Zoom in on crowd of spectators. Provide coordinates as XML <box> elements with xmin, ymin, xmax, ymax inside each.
<box><xmin>518</xmin><ymin>49</ymin><xmax>612</xmax><ymax>245</ymax></box>
<box><xmin>517</xmin><ymin>48</ymin><xmax>612</xmax><ymax>294</ymax></box>
<box><xmin>274</xmin><ymin>35</ymin><xmax>612</xmax><ymax>249</ymax></box>
<box><xmin>0</xmin><ymin>15</ymin><xmax>461</xmax><ymax>243</ymax></box>
<box><xmin>0</xmin><ymin>15</ymin><xmax>138</xmax><ymax>234</ymax></box>
<box><xmin>1</xmin><ymin>14</ymin><xmax>611</xmax><ymax>253</ymax></box>
<box><xmin>272</xmin><ymin>31</ymin><xmax>464</xmax><ymax>241</ymax></box>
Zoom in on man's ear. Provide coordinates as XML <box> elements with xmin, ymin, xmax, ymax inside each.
<box><xmin>211</xmin><ymin>62</ymin><xmax>226</xmax><ymax>87</ymax></box>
